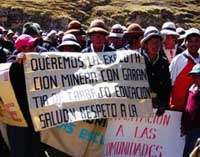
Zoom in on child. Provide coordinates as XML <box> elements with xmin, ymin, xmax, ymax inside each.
<box><xmin>181</xmin><ymin>64</ymin><xmax>200</xmax><ymax>157</ymax></box>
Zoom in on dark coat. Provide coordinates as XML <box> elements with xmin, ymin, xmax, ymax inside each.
<box><xmin>9</xmin><ymin>62</ymin><xmax>33</xmax><ymax>126</ymax></box>
<box><xmin>82</xmin><ymin>44</ymin><xmax>115</xmax><ymax>53</ymax></box>
<box><xmin>0</xmin><ymin>47</ymin><xmax>7</xmax><ymax>63</ymax></box>
<box><xmin>141</xmin><ymin>50</ymin><xmax>172</xmax><ymax>109</ymax></box>
<box><xmin>7</xmin><ymin>62</ymin><xmax>41</xmax><ymax>157</ymax></box>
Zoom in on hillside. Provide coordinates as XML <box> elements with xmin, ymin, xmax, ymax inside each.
<box><xmin>0</xmin><ymin>0</ymin><xmax>200</xmax><ymax>32</ymax></box>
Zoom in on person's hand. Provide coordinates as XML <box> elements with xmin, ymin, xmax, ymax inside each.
<box><xmin>16</xmin><ymin>52</ymin><xmax>26</xmax><ymax>64</ymax></box>
<box><xmin>180</xmin><ymin>127</ymin><xmax>187</xmax><ymax>137</ymax></box>
<box><xmin>156</xmin><ymin>107</ymin><xmax>165</xmax><ymax>116</ymax></box>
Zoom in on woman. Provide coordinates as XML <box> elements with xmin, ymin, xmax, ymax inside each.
<box><xmin>7</xmin><ymin>34</ymin><xmax>42</xmax><ymax>157</ymax></box>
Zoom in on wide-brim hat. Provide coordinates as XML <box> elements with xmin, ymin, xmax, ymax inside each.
<box><xmin>161</xmin><ymin>21</ymin><xmax>179</xmax><ymax>37</ymax></box>
<box><xmin>185</xmin><ymin>28</ymin><xmax>200</xmax><ymax>40</ymax></box>
<box><xmin>161</xmin><ymin>29</ymin><xmax>179</xmax><ymax>36</ymax></box>
<box><xmin>108</xmin><ymin>24</ymin><xmax>124</xmax><ymax>38</ymax></box>
<box><xmin>108</xmin><ymin>32</ymin><xmax>124</xmax><ymax>38</ymax></box>
<box><xmin>176</xmin><ymin>27</ymin><xmax>186</xmax><ymax>40</ymax></box>
<box><xmin>58</xmin><ymin>33</ymin><xmax>81</xmax><ymax>50</ymax></box>
<box><xmin>189</xmin><ymin>64</ymin><xmax>200</xmax><ymax>74</ymax></box>
<box><xmin>7</xmin><ymin>29</ymin><xmax>14</xmax><ymax>36</ymax></box>
<box><xmin>65</xmin><ymin>20</ymin><xmax>86</xmax><ymax>35</ymax></box>
<box><xmin>87</xmin><ymin>19</ymin><xmax>109</xmax><ymax>35</ymax></box>
<box><xmin>124</xmin><ymin>23</ymin><xmax>144</xmax><ymax>37</ymax></box>
<box><xmin>140</xmin><ymin>26</ymin><xmax>162</xmax><ymax>46</ymax></box>
<box><xmin>65</xmin><ymin>28</ymin><xmax>86</xmax><ymax>35</ymax></box>
<box><xmin>87</xmin><ymin>27</ymin><xmax>109</xmax><ymax>35</ymax></box>
<box><xmin>58</xmin><ymin>40</ymin><xmax>81</xmax><ymax>49</ymax></box>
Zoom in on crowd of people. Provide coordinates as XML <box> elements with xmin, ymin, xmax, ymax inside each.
<box><xmin>0</xmin><ymin>18</ymin><xmax>200</xmax><ymax>157</ymax></box>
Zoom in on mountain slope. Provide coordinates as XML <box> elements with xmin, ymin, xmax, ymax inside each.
<box><xmin>0</xmin><ymin>0</ymin><xmax>199</xmax><ymax>31</ymax></box>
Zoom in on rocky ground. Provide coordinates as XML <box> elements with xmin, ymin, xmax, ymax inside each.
<box><xmin>0</xmin><ymin>0</ymin><xmax>200</xmax><ymax>32</ymax></box>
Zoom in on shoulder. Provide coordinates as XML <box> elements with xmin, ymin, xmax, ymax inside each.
<box><xmin>169</xmin><ymin>51</ymin><xmax>187</xmax><ymax>71</ymax></box>
<box><xmin>171</xmin><ymin>51</ymin><xmax>186</xmax><ymax>64</ymax></box>
<box><xmin>37</xmin><ymin>45</ymin><xmax>48</xmax><ymax>53</ymax></box>
<box><xmin>82</xmin><ymin>47</ymin><xmax>91</xmax><ymax>53</ymax></box>
<box><xmin>104</xmin><ymin>45</ymin><xmax>115</xmax><ymax>52</ymax></box>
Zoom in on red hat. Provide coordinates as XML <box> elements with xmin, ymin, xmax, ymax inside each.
<box><xmin>15</xmin><ymin>34</ymin><xmax>38</xmax><ymax>51</ymax></box>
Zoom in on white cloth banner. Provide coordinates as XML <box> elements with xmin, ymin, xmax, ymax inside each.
<box><xmin>104</xmin><ymin>110</ymin><xmax>185</xmax><ymax>157</ymax></box>
<box><xmin>24</xmin><ymin>50</ymin><xmax>153</xmax><ymax>131</ymax></box>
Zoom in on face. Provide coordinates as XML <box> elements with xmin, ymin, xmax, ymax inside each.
<box><xmin>21</xmin><ymin>45</ymin><xmax>36</xmax><ymax>52</ymax></box>
<box><xmin>185</xmin><ymin>35</ymin><xmax>200</xmax><ymax>55</ymax></box>
<box><xmin>90</xmin><ymin>33</ymin><xmax>106</xmax><ymax>47</ymax></box>
<box><xmin>110</xmin><ymin>37</ymin><xmax>122</xmax><ymax>48</ymax></box>
<box><xmin>60</xmin><ymin>45</ymin><xmax>79</xmax><ymax>52</ymax></box>
<box><xmin>74</xmin><ymin>33</ymin><xmax>85</xmax><ymax>43</ymax></box>
<box><xmin>163</xmin><ymin>35</ymin><xmax>177</xmax><ymax>47</ymax></box>
<box><xmin>129</xmin><ymin>35</ymin><xmax>143</xmax><ymax>49</ymax></box>
<box><xmin>146</xmin><ymin>36</ymin><xmax>162</xmax><ymax>55</ymax></box>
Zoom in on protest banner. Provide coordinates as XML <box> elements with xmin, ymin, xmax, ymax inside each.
<box><xmin>0</xmin><ymin>63</ymin><xmax>27</xmax><ymax>127</ymax></box>
<box><xmin>41</xmin><ymin>119</ymin><xmax>107</xmax><ymax>157</ymax></box>
<box><xmin>104</xmin><ymin>110</ymin><xmax>185</xmax><ymax>157</ymax></box>
<box><xmin>24</xmin><ymin>50</ymin><xmax>153</xmax><ymax>131</ymax></box>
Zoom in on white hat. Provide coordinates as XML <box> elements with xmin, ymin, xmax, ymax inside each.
<box><xmin>44</xmin><ymin>30</ymin><xmax>57</xmax><ymax>41</ymax></box>
<box><xmin>109</xmin><ymin>24</ymin><xmax>124</xmax><ymax>38</ymax></box>
<box><xmin>176</xmin><ymin>27</ymin><xmax>186</xmax><ymax>40</ymax></box>
<box><xmin>161</xmin><ymin>22</ymin><xmax>179</xmax><ymax>36</ymax></box>
<box><xmin>58</xmin><ymin>34</ymin><xmax>80</xmax><ymax>49</ymax></box>
<box><xmin>141</xmin><ymin>26</ymin><xmax>162</xmax><ymax>46</ymax></box>
<box><xmin>57</xmin><ymin>30</ymin><xmax>64</xmax><ymax>36</ymax></box>
<box><xmin>122</xmin><ymin>25</ymin><xmax>127</xmax><ymax>32</ymax></box>
<box><xmin>185</xmin><ymin>28</ymin><xmax>200</xmax><ymax>40</ymax></box>
<box><xmin>189</xmin><ymin>64</ymin><xmax>200</xmax><ymax>74</ymax></box>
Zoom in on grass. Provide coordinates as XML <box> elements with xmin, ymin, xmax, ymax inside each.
<box><xmin>0</xmin><ymin>0</ymin><xmax>200</xmax><ymax>30</ymax></box>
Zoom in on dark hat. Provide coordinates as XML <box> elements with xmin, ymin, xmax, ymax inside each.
<box><xmin>125</xmin><ymin>23</ymin><xmax>144</xmax><ymax>37</ymax></box>
<box><xmin>87</xmin><ymin>19</ymin><xmax>109</xmax><ymax>35</ymax></box>
<box><xmin>0</xmin><ymin>26</ymin><xmax>6</xmax><ymax>34</ymax></box>
<box><xmin>22</xmin><ymin>22</ymin><xmax>40</xmax><ymax>36</ymax></box>
<box><xmin>65</xmin><ymin>20</ymin><xmax>85</xmax><ymax>35</ymax></box>
<box><xmin>140</xmin><ymin>26</ymin><xmax>162</xmax><ymax>46</ymax></box>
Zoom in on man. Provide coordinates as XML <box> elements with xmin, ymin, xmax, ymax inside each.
<box><xmin>141</xmin><ymin>26</ymin><xmax>171</xmax><ymax>116</ymax></box>
<box><xmin>65</xmin><ymin>20</ymin><xmax>86</xmax><ymax>50</ymax></box>
<box><xmin>43</xmin><ymin>30</ymin><xmax>58</xmax><ymax>51</ymax></box>
<box><xmin>176</xmin><ymin>27</ymin><xmax>186</xmax><ymax>49</ymax></box>
<box><xmin>161</xmin><ymin>21</ymin><xmax>184</xmax><ymax>63</ymax></box>
<box><xmin>108</xmin><ymin>24</ymin><xmax>124</xmax><ymax>49</ymax></box>
<box><xmin>123</xmin><ymin>23</ymin><xmax>144</xmax><ymax>53</ymax></box>
<box><xmin>58</xmin><ymin>34</ymin><xmax>81</xmax><ymax>52</ymax></box>
<box><xmin>169</xmin><ymin>28</ymin><xmax>200</xmax><ymax>111</ymax></box>
<box><xmin>82</xmin><ymin>19</ymin><xmax>115</xmax><ymax>53</ymax></box>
